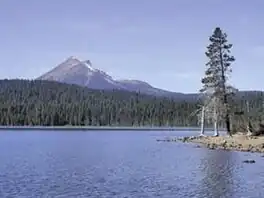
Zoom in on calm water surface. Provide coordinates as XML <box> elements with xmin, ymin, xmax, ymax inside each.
<box><xmin>0</xmin><ymin>130</ymin><xmax>264</xmax><ymax>198</ymax></box>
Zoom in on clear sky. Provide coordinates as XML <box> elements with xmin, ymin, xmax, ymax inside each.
<box><xmin>0</xmin><ymin>0</ymin><xmax>263</xmax><ymax>93</ymax></box>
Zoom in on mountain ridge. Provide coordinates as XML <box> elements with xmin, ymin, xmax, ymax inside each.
<box><xmin>36</xmin><ymin>56</ymin><xmax>263</xmax><ymax>100</ymax></box>
<box><xmin>37</xmin><ymin>56</ymin><xmax>186</xmax><ymax>97</ymax></box>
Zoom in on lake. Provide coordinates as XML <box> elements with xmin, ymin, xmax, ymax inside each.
<box><xmin>0</xmin><ymin>130</ymin><xmax>263</xmax><ymax>198</ymax></box>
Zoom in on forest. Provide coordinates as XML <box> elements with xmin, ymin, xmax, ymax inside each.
<box><xmin>0</xmin><ymin>79</ymin><xmax>263</xmax><ymax>129</ymax></box>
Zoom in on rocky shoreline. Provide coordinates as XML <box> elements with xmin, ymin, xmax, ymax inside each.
<box><xmin>157</xmin><ymin>134</ymin><xmax>264</xmax><ymax>153</ymax></box>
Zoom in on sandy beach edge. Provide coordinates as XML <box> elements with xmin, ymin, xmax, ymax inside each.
<box><xmin>158</xmin><ymin>134</ymin><xmax>264</xmax><ymax>153</ymax></box>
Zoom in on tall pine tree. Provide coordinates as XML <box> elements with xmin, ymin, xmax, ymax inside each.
<box><xmin>201</xmin><ymin>27</ymin><xmax>235</xmax><ymax>135</ymax></box>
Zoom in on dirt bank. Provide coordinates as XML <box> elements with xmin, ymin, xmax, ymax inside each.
<box><xmin>158</xmin><ymin>134</ymin><xmax>264</xmax><ymax>153</ymax></box>
<box><xmin>184</xmin><ymin>134</ymin><xmax>264</xmax><ymax>153</ymax></box>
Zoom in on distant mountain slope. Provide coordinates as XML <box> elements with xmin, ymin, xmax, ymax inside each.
<box><xmin>37</xmin><ymin>57</ymin><xmax>125</xmax><ymax>90</ymax></box>
<box><xmin>37</xmin><ymin>56</ymin><xmax>263</xmax><ymax>101</ymax></box>
<box><xmin>117</xmin><ymin>79</ymin><xmax>176</xmax><ymax>95</ymax></box>
<box><xmin>37</xmin><ymin>56</ymin><xmax>190</xmax><ymax>98</ymax></box>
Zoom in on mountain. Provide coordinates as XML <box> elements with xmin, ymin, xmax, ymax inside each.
<box><xmin>37</xmin><ymin>56</ymin><xmax>190</xmax><ymax>98</ymax></box>
<box><xmin>117</xmin><ymin>79</ymin><xmax>168</xmax><ymax>94</ymax></box>
<box><xmin>39</xmin><ymin>56</ymin><xmax>260</xmax><ymax>101</ymax></box>
<box><xmin>37</xmin><ymin>56</ymin><xmax>125</xmax><ymax>90</ymax></box>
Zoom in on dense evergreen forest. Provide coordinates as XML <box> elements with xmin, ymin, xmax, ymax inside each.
<box><xmin>0</xmin><ymin>79</ymin><xmax>263</xmax><ymax>128</ymax></box>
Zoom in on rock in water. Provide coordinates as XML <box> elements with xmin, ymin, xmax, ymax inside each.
<box><xmin>243</xmin><ymin>159</ymin><xmax>256</xmax><ymax>163</ymax></box>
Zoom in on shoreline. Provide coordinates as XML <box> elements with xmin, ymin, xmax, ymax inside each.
<box><xmin>0</xmin><ymin>126</ymin><xmax>214</xmax><ymax>131</ymax></box>
<box><xmin>174</xmin><ymin>134</ymin><xmax>264</xmax><ymax>153</ymax></box>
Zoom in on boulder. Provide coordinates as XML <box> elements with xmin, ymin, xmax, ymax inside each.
<box><xmin>243</xmin><ymin>159</ymin><xmax>255</xmax><ymax>163</ymax></box>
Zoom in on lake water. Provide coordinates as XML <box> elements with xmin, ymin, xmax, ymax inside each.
<box><xmin>0</xmin><ymin>130</ymin><xmax>264</xmax><ymax>198</ymax></box>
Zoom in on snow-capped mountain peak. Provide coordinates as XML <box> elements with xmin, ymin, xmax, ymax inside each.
<box><xmin>37</xmin><ymin>56</ymin><xmax>178</xmax><ymax>96</ymax></box>
<box><xmin>37</xmin><ymin>56</ymin><xmax>124</xmax><ymax>90</ymax></box>
<box><xmin>63</xmin><ymin>56</ymin><xmax>82</xmax><ymax>66</ymax></box>
<box><xmin>82</xmin><ymin>60</ymin><xmax>96</xmax><ymax>71</ymax></box>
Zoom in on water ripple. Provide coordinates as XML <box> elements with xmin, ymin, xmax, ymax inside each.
<box><xmin>0</xmin><ymin>131</ymin><xmax>264</xmax><ymax>197</ymax></box>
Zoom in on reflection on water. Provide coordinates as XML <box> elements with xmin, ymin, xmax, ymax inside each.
<box><xmin>198</xmin><ymin>150</ymin><xmax>236</xmax><ymax>198</ymax></box>
<box><xmin>0</xmin><ymin>130</ymin><xmax>264</xmax><ymax>198</ymax></box>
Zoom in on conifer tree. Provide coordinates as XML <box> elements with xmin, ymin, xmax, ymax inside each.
<box><xmin>201</xmin><ymin>27</ymin><xmax>235</xmax><ymax>135</ymax></box>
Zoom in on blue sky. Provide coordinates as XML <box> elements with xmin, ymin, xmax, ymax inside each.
<box><xmin>0</xmin><ymin>0</ymin><xmax>263</xmax><ymax>93</ymax></box>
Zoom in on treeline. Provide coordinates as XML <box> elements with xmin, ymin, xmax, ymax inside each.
<box><xmin>231</xmin><ymin>91</ymin><xmax>264</xmax><ymax>131</ymax></box>
<box><xmin>0</xmin><ymin>80</ymin><xmax>199</xmax><ymax>126</ymax></box>
<box><xmin>0</xmin><ymin>80</ymin><xmax>263</xmax><ymax>127</ymax></box>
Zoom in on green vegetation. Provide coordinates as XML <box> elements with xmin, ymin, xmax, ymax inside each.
<box><xmin>0</xmin><ymin>80</ymin><xmax>199</xmax><ymax>126</ymax></box>
<box><xmin>0</xmin><ymin>79</ymin><xmax>263</xmax><ymax>129</ymax></box>
<box><xmin>201</xmin><ymin>27</ymin><xmax>236</xmax><ymax>135</ymax></box>
<box><xmin>198</xmin><ymin>27</ymin><xmax>264</xmax><ymax>134</ymax></box>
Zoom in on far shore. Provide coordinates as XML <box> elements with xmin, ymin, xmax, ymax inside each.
<box><xmin>0</xmin><ymin>126</ymin><xmax>217</xmax><ymax>131</ymax></box>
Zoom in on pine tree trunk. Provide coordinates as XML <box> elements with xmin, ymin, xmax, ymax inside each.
<box><xmin>219</xmin><ymin>45</ymin><xmax>231</xmax><ymax>136</ymax></box>
<box><xmin>200</xmin><ymin>106</ymin><xmax>205</xmax><ymax>136</ymax></box>
<box><xmin>224</xmin><ymin>94</ymin><xmax>231</xmax><ymax>136</ymax></box>
<box><xmin>225</xmin><ymin>113</ymin><xmax>231</xmax><ymax>135</ymax></box>
<box><xmin>214</xmin><ymin>107</ymin><xmax>219</xmax><ymax>136</ymax></box>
